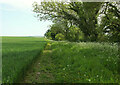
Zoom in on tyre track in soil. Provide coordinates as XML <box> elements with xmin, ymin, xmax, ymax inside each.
<box><xmin>22</xmin><ymin>43</ymin><xmax>55</xmax><ymax>83</ymax></box>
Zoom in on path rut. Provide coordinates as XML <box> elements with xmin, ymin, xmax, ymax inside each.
<box><xmin>22</xmin><ymin>43</ymin><xmax>55</xmax><ymax>83</ymax></box>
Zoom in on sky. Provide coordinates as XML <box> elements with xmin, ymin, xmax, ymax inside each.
<box><xmin>0</xmin><ymin>0</ymin><xmax>52</xmax><ymax>36</ymax></box>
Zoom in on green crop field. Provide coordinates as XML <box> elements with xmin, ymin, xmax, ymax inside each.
<box><xmin>2</xmin><ymin>37</ymin><xmax>46</xmax><ymax>83</ymax></box>
<box><xmin>2</xmin><ymin>37</ymin><xmax>120</xmax><ymax>83</ymax></box>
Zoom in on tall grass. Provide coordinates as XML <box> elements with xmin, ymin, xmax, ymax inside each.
<box><xmin>2</xmin><ymin>37</ymin><xmax>46</xmax><ymax>83</ymax></box>
<box><xmin>50</xmin><ymin>41</ymin><xmax>119</xmax><ymax>83</ymax></box>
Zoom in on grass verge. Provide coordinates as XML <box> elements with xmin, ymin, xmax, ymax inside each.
<box><xmin>23</xmin><ymin>41</ymin><xmax>120</xmax><ymax>83</ymax></box>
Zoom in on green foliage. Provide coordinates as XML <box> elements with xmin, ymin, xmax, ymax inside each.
<box><xmin>55</xmin><ymin>33</ymin><xmax>65</xmax><ymax>41</ymax></box>
<box><xmin>97</xmin><ymin>34</ymin><xmax>109</xmax><ymax>42</ymax></box>
<box><xmin>67</xmin><ymin>26</ymin><xmax>84</xmax><ymax>42</ymax></box>
<box><xmin>33</xmin><ymin>1</ymin><xmax>103</xmax><ymax>41</ymax></box>
<box><xmin>33</xmin><ymin>1</ymin><xmax>120</xmax><ymax>43</ymax></box>
<box><xmin>50</xmin><ymin>41</ymin><xmax>119</xmax><ymax>83</ymax></box>
<box><xmin>100</xmin><ymin>2</ymin><xmax>120</xmax><ymax>43</ymax></box>
<box><xmin>2</xmin><ymin>37</ymin><xmax>47</xmax><ymax>83</ymax></box>
<box><xmin>45</xmin><ymin>30</ymin><xmax>52</xmax><ymax>40</ymax></box>
<box><xmin>44</xmin><ymin>21</ymin><xmax>68</xmax><ymax>40</ymax></box>
<box><xmin>45</xmin><ymin>22</ymin><xmax>84</xmax><ymax>42</ymax></box>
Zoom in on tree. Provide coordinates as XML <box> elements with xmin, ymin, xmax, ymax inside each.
<box><xmin>100</xmin><ymin>2</ymin><xmax>120</xmax><ymax>41</ymax></box>
<box><xmin>33</xmin><ymin>1</ymin><xmax>102</xmax><ymax>41</ymax></box>
<box><xmin>44</xmin><ymin>20</ymin><xmax>67</xmax><ymax>40</ymax></box>
<box><xmin>100</xmin><ymin>2</ymin><xmax>120</xmax><ymax>73</ymax></box>
<box><xmin>44</xmin><ymin>29</ymin><xmax>52</xmax><ymax>39</ymax></box>
<box><xmin>44</xmin><ymin>20</ymin><xmax>83</xmax><ymax>41</ymax></box>
<box><xmin>55</xmin><ymin>33</ymin><xmax>65</xmax><ymax>41</ymax></box>
<box><xmin>67</xmin><ymin>25</ymin><xmax>84</xmax><ymax>42</ymax></box>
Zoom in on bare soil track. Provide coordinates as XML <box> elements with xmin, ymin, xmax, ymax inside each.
<box><xmin>22</xmin><ymin>43</ymin><xmax>55</xmax><ymax>83</ymax></box>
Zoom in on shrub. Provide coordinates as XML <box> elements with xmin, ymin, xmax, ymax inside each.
<box><xmin>55</xmin><ymin>33</ymin><xmax>65</xmax><ymax>41</ymax></box>
<box><xmin>67</xmin><ymin>26</ymin><xmax>84</xmax><ymax>42</ymax></box>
